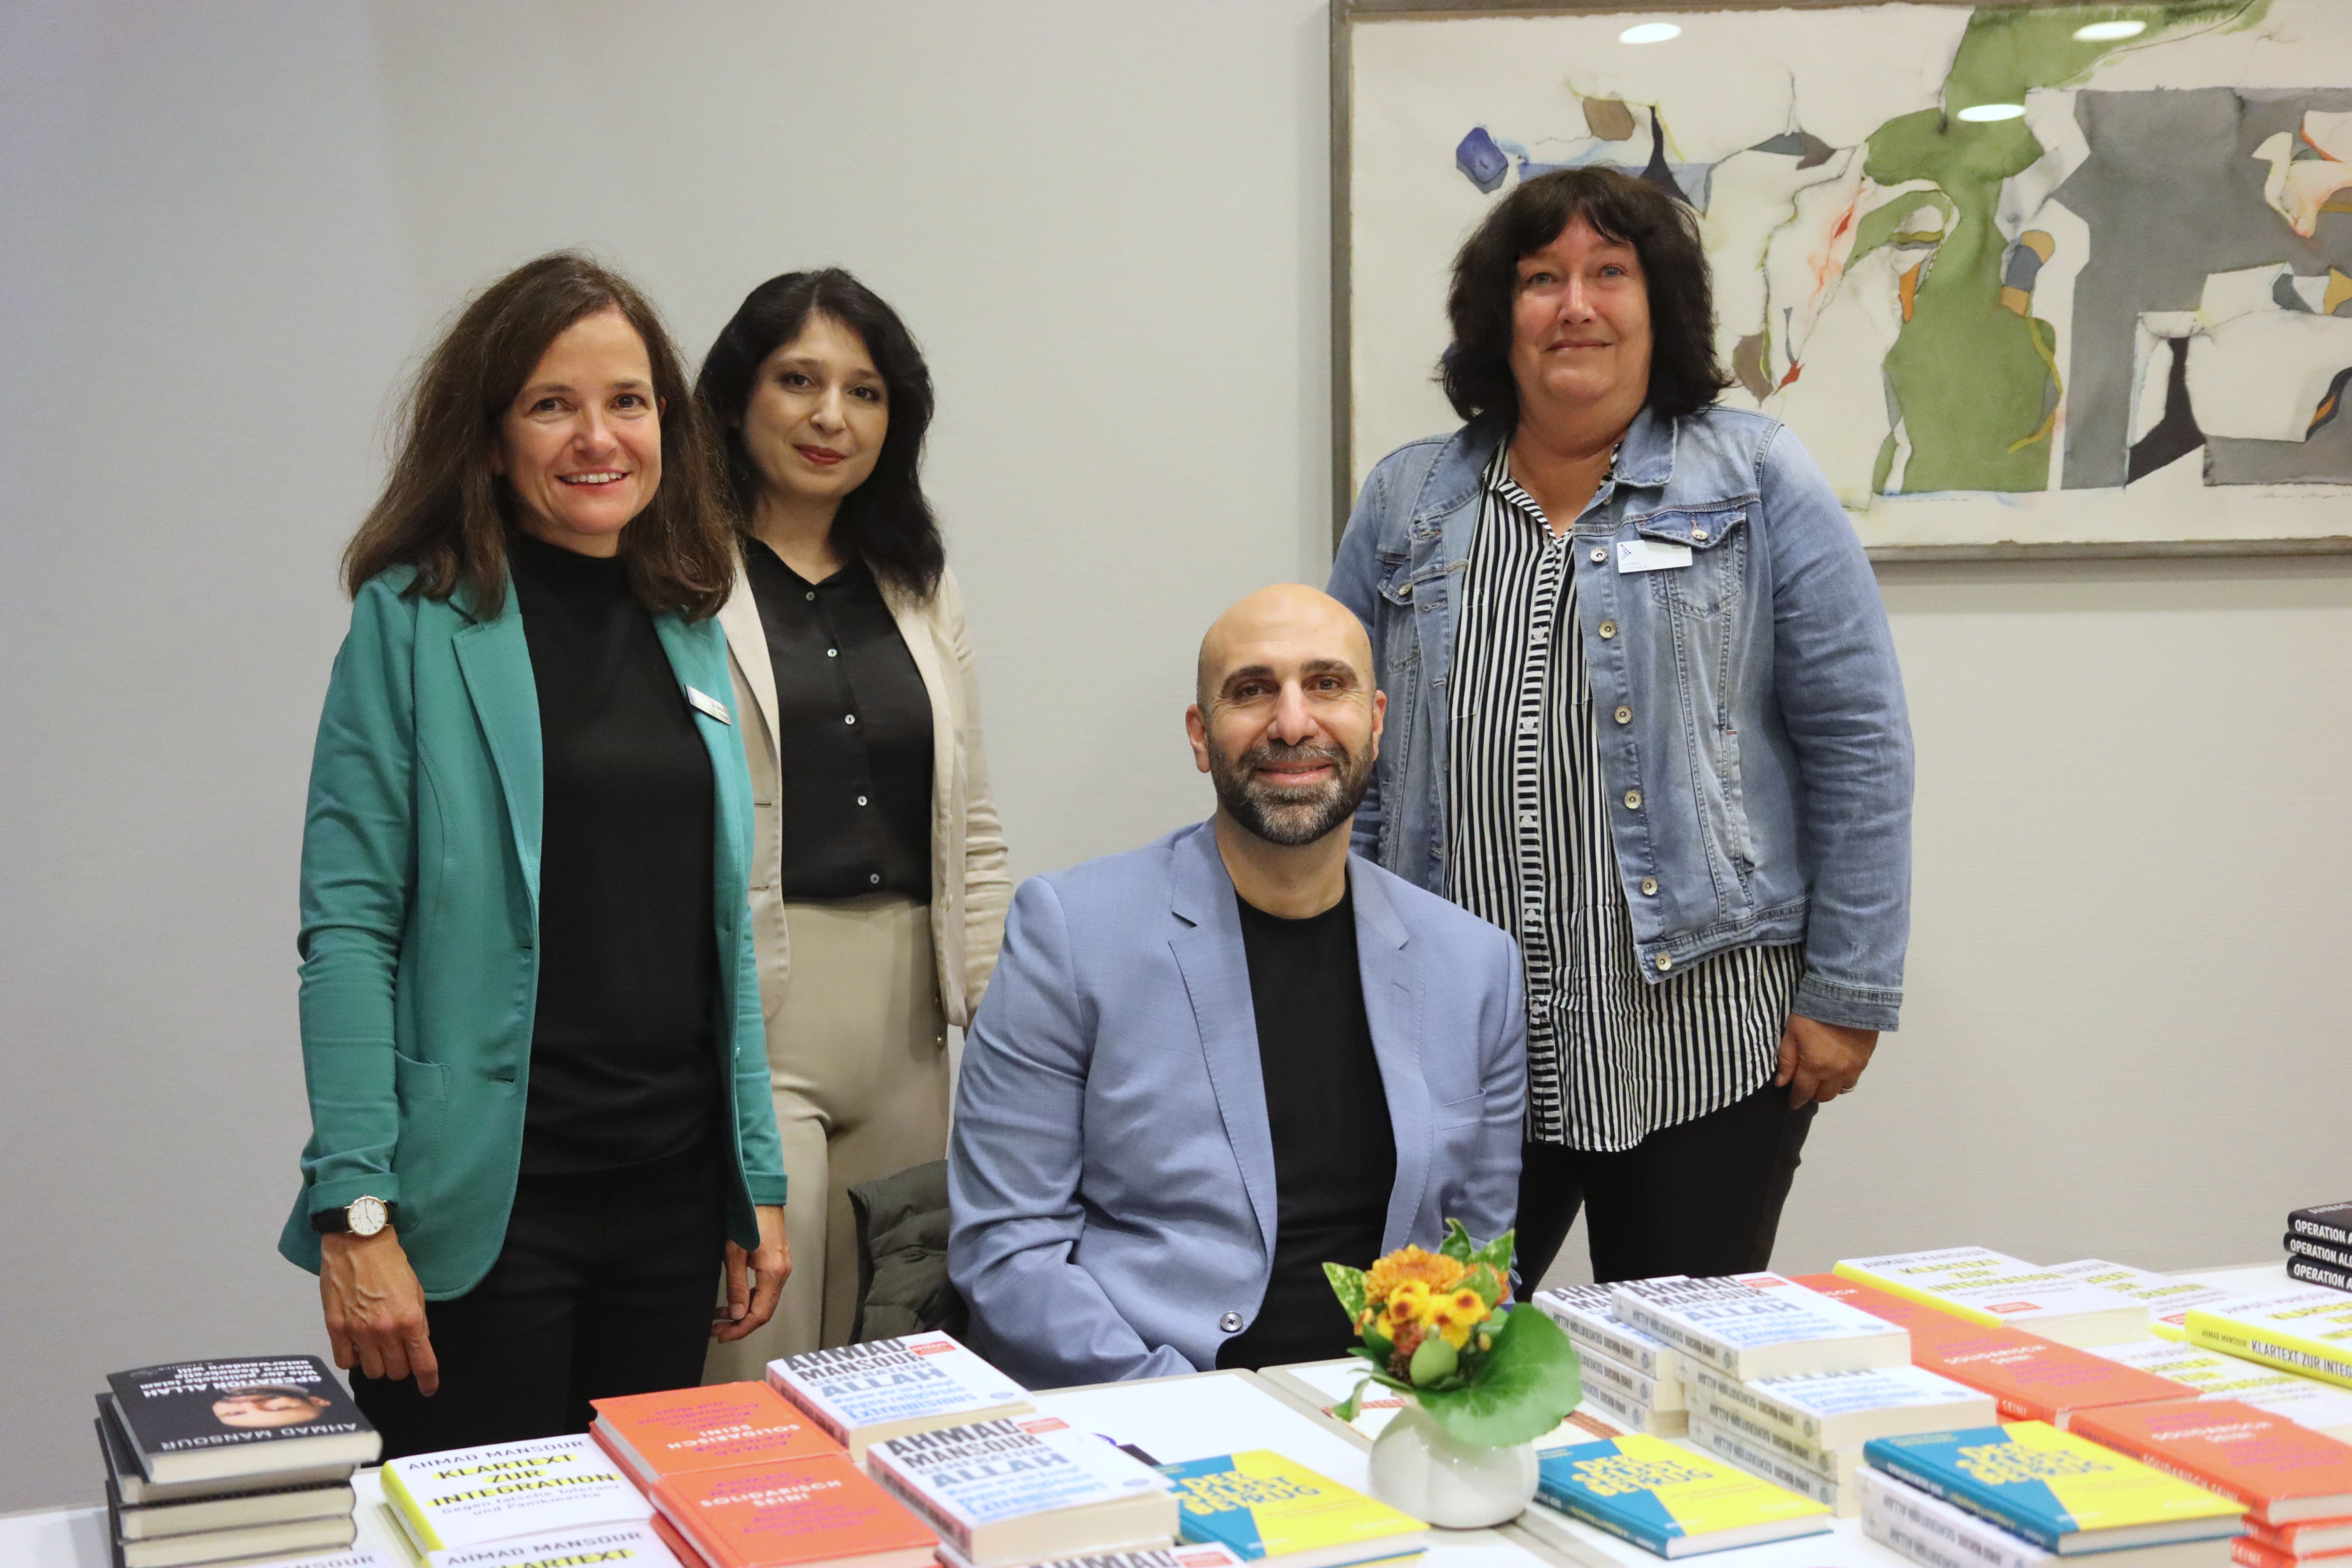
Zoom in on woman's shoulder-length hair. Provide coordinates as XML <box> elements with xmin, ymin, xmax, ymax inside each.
<box><xmin>1442</xmin><ymin>166</ymin><xmax>1731</xmax><ymax>432</ymax></box>
<box><xmin>694</xmin><ymin>267</ymin><xmax>945</xmax><ymax>603</ymax></box>
<box><xmin>341</xmin><ymin>250</ymin><xmax>733</xmax><ymax>620</ymax></box>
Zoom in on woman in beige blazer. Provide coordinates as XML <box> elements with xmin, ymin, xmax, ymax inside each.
<box><xmin>694</xmin><ymin>269</ymin><xmax>1010</xmax><ymax>1365</ymax></box>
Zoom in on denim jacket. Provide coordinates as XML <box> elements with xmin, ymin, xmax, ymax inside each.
<box><xmin>1328</xmin><ymin>407</ymin><xmax>1912</xmax><ymax>1032</ymax></box>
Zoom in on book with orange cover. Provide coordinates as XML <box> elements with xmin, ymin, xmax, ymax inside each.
<box><xmin>2235</xmin><ymin>1535</ymin><xmax>2352</xmax><ymax>1568</ymax></box>
<box><xmin>1792</xmin><ymin>1275</ymin><xmax>2197</xmax><ymax>1427</ymax></box>
<box><xmin>2244</xmin><ymin>1515</ymin><xmax>2352</xmax><ymax>1558</ymax></box>
<box><xmin>651</xmin><ymin>1509</ymin><xmax>711</xmax><ymax>1568</ymax></box>
<box><xmin>2072</xmin><ymin>1400</ymin><xmax>2352</xmax><ymax>1524</ymax></box>
<box><xmin>651</xmin><ymin>1453</ymin><xmax>936</xmax><ymax>1568</ymax></box>
<box><xmin>593</xmin><ymin>1383</ymin><xmax>842</xmax><ymax>1489</ymax></box>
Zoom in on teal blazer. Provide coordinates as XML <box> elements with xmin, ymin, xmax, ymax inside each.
<box><xmin>278</xmin><ymin>568</ymin><xmax>789</xmax><ymax>1299</ymax></box>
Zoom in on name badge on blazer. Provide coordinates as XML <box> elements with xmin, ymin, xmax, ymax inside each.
<box><xmin>684</xmin><ymin>686</ymin><xmax>732</xmax><ymax>724</ymax></box>
<box><xmin>1617</xmin><ymin>538</ymin><xmax>1693</xmax><ymax>573</ymax></box>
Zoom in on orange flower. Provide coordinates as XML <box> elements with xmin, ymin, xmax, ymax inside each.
<box><xmin>1366</xmin><ymin>1247</ymin><xmax>1467</xmax><ymax>1304</ymax></box>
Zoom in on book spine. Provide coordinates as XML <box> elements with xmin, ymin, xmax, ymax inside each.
<box><xmin>1685</xmin><ymin>1390</ymin><xmax>1832</xmax><ymax>1472</ymax></box>
<box><xmin>2187</xmin><ymin>1321</ymin><xmax>2352</xmax><ymax>1392</ymax></box>
<box><xmin>378</xmin><ymin>1467</ymin><xmax>444</xmax><ymax>1555</ymax></box>
<box><xmin>1564</xmin><ymin>1317</ymin><xmax>1663</xmax><ymax>1378</ymax></box>
<box><xmin>1614</xmin><ymin>1297</ymin><xmax>1734</xmax><ymax>1374</ymax></box>
<box><xmin>868</xmin><ymin>1459</ymin><xmax>973</xmax><ymax>1555</ymax></box>
<box><xmin>1687</xmin><ymin>1421</ymin><xmax>1839</xmax><ymax>1506</ymax></box>
<box><xmin>764</xmin><ymin>1375</ymin><xmax>851</xmax><ymax>1446</ymax></box>
<box><xmin>2286</xmin><ymin>1258</ymin><xmax>2352</xmax><ymax>1295</ymax></box>
<box><xmin>2290</xmin><ymin>1217</ymin><xmax>2352</xmax><ymax>1247</ymax></box>
<box><xmin>1866</xmin><ymin>1457</ymin><xmax>2061</xmax><ymax>1551</ymax></box>
<box><xmin>1575</xmin><ymin>1378</ymin><xmax>1653</xmax><ymax>1433</ymax></box>
<box><xmin>1579</xmin><ymin>1351</ymin><xmax>1659</xmax><ymax>1408</ymax></box>
<box><xmin>1685</xmin><ymin>1368</ymin><xmax>1822</xmax><ymax>1444</ymax></box>
<box><xmin>1535</xmin><ymin>1486</ymin><xmax>1673</xmax><ymax>1555</ymax></box>
<box><xmin>1862</xmin><ymin>1478</ymin><xmax>2047</xmax><ymax>1568</ymax></box>
<box><xmin>2287</xmin><ymin>1237</ymin><xmax>2352</xmax><ymax>1271</ymax></box>
<box><xmin>1835</xmin><ymin>1266</ymin><xmax>2002</xmax><ymax>1331</ymax></box>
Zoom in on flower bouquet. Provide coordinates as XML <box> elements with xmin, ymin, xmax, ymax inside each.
<box><xmin>1323</xmin><ymin>1221</ymin><xmax>1582</xmax><ymax>1448</ymax></box>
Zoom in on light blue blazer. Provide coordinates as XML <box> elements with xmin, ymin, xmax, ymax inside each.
<box><xmin>947</xmin><ymin>821</ymin><xmax>1527</xmax><ymax>1389</ymax></box>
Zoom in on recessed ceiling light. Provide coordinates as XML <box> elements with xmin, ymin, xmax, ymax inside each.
<box><xmin>2073</xmin><ymin>19</ymin><xmax>2148</xmax><ymax>41</ymax></box>
<box><xmin>1957</xmin><ymin>103</ymin><xmax>2027</xmax><ymax>122</ymax></box>
<box><xmin>1619</xmin><ymin>22</ymin><xmax>1682</xmax><ymax>44</ymax></box>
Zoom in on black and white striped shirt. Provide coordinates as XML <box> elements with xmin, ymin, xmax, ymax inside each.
<box><xmin>1446</xmin><ymin>444</ymin><xmax>1802</xmax><ymax>1151</ymax></box>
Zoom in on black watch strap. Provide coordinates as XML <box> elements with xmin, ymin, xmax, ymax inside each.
<box><xmin>310</xmin><ymin>1200</ymin><xmax>397</xmax><ymax>1234</ymax></box>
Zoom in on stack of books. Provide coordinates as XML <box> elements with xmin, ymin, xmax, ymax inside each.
<box><xmin>1159</xmin><ymin>1451</ymin><xmax>1426</xmax><ymax>1568</ymax></box>
<box><xmin>868</xmin><ymin>1415</ymin><xmax>1176</xmax><ymax>1568</ymax></box>
<box><xmin>2049</xmin><ymin>1263</ymin><xmax>2254</xmax><ymax>1342</ymax></box>
<box><xmin>1681</xmin><ymin>1362</ymin><xmax>1996</xmax><ymax>1516</ymax></box>
<box><xmin>96</xmin><ymin>1356</ymin><xmax>379</xmax><ymax>1568</ymax></box>
<box><xmin>2091</xmin><ymin>1341</ymin><xmax>2352</xmax><ymax>1442</ymax></box>
<box><xmin>1532</xmin><ymin>1284</ymin><xmax>1693</xmax><ymax>1436</ymax></box>
<box><xmin>765</xmin><ymin>1332</ymin><xmax>1032</xmax><ymax>1462</ymax></box>
<box><xmin>1834</xmin><ymin>1249</ymin><xmax>2152</xmax><ymax>1347</ymax></box>
<box><xmin>2186</xmin><ymin>1293</ymin><xmax>2352</xmax><ymax>1393</ymax></box>
<box><xmin>380</xmin><ymin>1432</ymin><xmax>678</xmax><ymax>1568</ymax></box>
<box><xmin>1859</xmin><ymin>1421</ymin><xmax>2241</xmax><ymax>1568</ymax></box>
<box><xmin>1533</xmin><ymin>1431</ymin><xmax>1832</xmax><ymax>1557</ymax></box>
<box><xmin>2287</xmin><ymin>1206</ymin><xmax>2352</xmax><ymax>1294</ymax></box>
<box><xmin>2072</xmin><ymin>1399</ymin><xmax>2352</xmax><ymax>1568</ymax></box>
<box><xmin>1795</xmin><ymin>1274</ymin><xmax>2205</xmax><ymax>1428</ymax></box>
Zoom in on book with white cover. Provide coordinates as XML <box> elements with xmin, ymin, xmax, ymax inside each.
<box><xmin>381</xmin><ymin>1435</ymin><xmax>650</xmax><ymax>1560</ymax></box>
<box><xmin>1610</xmin><ymin>1274</ymin><xmax>1909</xmax><ymax>1380</ymax></box>
<box><xmin>1577</xmin><ymin>1341</ymin><xmax>1686</xmax><ymax>1413</ymax></box>
<box><xmin>768</xmin><ymin>1333</ymin><xmax>1031</xmax><ymax>1460</ymax></box>
<box><xmin>1573</xmin><ymin>1377</ymin><xmax>1686</xmax><ymax>1437</ymax></box>
<box><xmin>1683</xmin><ymin>1414</ymin><xmax>1853</xmax><ymax>1514</ymax></box>
<box><xmin>1685</xmin><ymin>1364</ymin><xmax>1997</xmax><ymax>1451</ymax></box>
<box><xmin>1834</xmin><ymin>1251</ymin><xmax>2149</xmax><ymax>1348</ymax></box>
<box><xmin>865</xmin><ymin>1416</ymin><xmax>1176</xmax><ymax>1567</ymax></box>
<box><xmin>2049</xmin><ymin>1264</ymin><xmax>2249</xmax><ymax>1342</ymax></box>
<box><xmin>938</xmin><ymin>1548</ymin><xmax>1244</xmax><ymax>1568</ymax></box>
<box><xmin>432</xmin><ymin>1524</ymin><xmax>683</xmax><ymax>1568</ymax></box>
<box><xmin>1533</xmin><ymin>1284</ymin><xmax>1686</xmax><ymax>1385</ymax></box>
<box><xmin>2091</xmin><ymin>1340</ymin><xmax>2352</xmax><ymax>1441</ymax></box>
<box><xmin>112</xmin><ymin>1477</ymin><xmax>356</xmax><ymax>1539</ymax></box>
<box><xmin>1681</xmin><ymin>1385</ymin><xmax>1839</xmax><ymax>1473</ymax></box>
<box><xmin>1857</xmin><ymin>1467</ymin><xmax>2233</xmax><ymax>1568</ymax></box>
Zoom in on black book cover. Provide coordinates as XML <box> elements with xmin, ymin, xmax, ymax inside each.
<box><xmin>2286</xmin><ymin>1255</ymin><xmax>2352</xmax><ymax>1295</ymax></box>
<box><xmin>2288</xmin><ymin>1203</ymin><xmax>2352</xmax><ymax>1246</ymax></box>
<box><xmin>104</xmin><ymin>1356</ymin><xmax>373</xmax><ymax>1471</ymax></box>
<box><xmin>2288</xmin><ymin>1234</ymin><xmax>2352</xmax><ymax>1270</ymax></box>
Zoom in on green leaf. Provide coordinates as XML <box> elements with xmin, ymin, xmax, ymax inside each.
<box><xmin>1462</xmin><ymin>1262</ymin><xmax>1507</xmax><ymax>1310</ymax></box>
<box><xmin>1333</xmin><ymin>1376</ymin><xmax>1369</xmax><ymax>1424</ymax></box>
<box><xmin>1364</xmin><ymin>1325</ymin><xmax>1394</xmax><ymax>1363</ymax></box>
<box><xmin>1326</xmin><ymin>1263</ymin><xmax>1369</xmax><ymax>1325</ymax></box>
<box><xmin>1470</xmin><ymin>1227</ymin><xmax>1516</xmax><ymax>1282</ymax></box>
<box><xmin>1413</xmin><ymin>1303</ymin><xmax>1584</xmax><ymax>1448</ymax></box>
<box><xmin>1438</xmin><ymin>1217</ymin><xmax>1475</xmax><ymax>1262</ymax></box>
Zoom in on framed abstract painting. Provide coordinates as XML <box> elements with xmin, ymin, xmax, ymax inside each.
<box><xmin>1333</xmin><ymin>0</ymin><xmax>2352</xmax><ymax>557</ymax></box>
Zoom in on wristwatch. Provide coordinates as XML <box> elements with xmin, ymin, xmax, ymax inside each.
<box><xmin>311</xmin><ymin>1196</ymin><xmax>394</xmax><ymax>1236</ymax></box>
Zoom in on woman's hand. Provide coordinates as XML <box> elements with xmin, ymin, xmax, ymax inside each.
<box><xmin>319</xmin><ymin>1228</ymin><xmax>438</xmax><ymax>1395</ymax></box>
<box><xmin>1776</xmin><ymin>1013</ymin><xmax>1878</xmax><ymax>1108</ymax></box>
<box><xmin>713</xmin><ymin>1204</ymin><xmax>791</xmax><ymax>1342</ymax></box>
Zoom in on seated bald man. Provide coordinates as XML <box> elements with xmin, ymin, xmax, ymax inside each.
<box><xmin>948</xmin><ymin>585</ymin><xmax>1527</xmax><ymax>1387</ymax></box>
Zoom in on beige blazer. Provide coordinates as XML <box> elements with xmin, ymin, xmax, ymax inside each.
<box><xmin>716</xmin><ymin>556</ymin><xmax>1012</xmax><ymax>1030</ymax></box>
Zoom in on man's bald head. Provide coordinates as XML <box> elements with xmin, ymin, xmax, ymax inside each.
<box><xmin>1187</xmin><ymin>584</ymin><xmax>1384</xmax><ymax>849</ymax></box>
<box><xmin>1195</xmin><ymin>584</ymin><xmax>1375</xmax><ymax>712</ymax></box>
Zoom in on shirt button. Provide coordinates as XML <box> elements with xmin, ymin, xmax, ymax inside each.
<box><xmin>1598</xmin><ymin>620</ymin><xmax>1618</xmax><ymax>639</ymax></box>
<box><xmin>856</xmin><ymin>795</ymin><xmax>868</xmax><ymax>806</ymax></box>
<box><xmin>844</xmin><ymin>714</ymin><xmax>857</xmax><ymax>725</ymax></box>
<box><xmin>1654</xmin><ymin>952</ymin><xmax>1674</xmax><ymax>972</ymax></box>
<box><xmin>868</xmin><ymin>874</ymin><xmax>881</xmax><ymax>886</ymax></box>
<box><xmin>1623</xmin><ymin>789</ymin><xmax>1642</xmax><ymax>809</ymax></box>
<box><xmin>1614</xmin><ymin>705</ymin><xmax>1632</xmax><ymax>724</ymax></box>
<box><xmin>1641</xmin><ymin>877</ymin><xmax>1659</xmax><ymax>896</ymax></box>
<box><xmin>827</xmin><ymin>648</ymin><xmax>838</xmax><ymax>658</ymax></box>
<box><xmin>1590</xmin><ymin>548</ymin><xmax>1606</xmax><ymax>563</ymax></box>
<box><xmin>1220</xmin><ymin>1312</ymin><xmax>1244</xmax><ymax>1333</ymax></box>
<box><xmin>804</xmin><ymin>591</ymin><xmax>816</xmax><ymax>602</ymax></box>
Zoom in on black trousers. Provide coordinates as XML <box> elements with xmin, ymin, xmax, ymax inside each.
<box><xmin>353</xmin><ymin>1143</ymin><xmax>729</xmax><ymax>1460</ymax></box>
<box><xmin>1515</xmin><ymin>1080</ymin><xmax>1817</xmax><ymax>1286</ymax></box>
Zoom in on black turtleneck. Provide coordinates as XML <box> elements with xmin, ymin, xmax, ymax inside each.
<box><xmin>505</xmin><ymin>529</ymin><xmax>721</xmax><ymax>1173</ymax></box>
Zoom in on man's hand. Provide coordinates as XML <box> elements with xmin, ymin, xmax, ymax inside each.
<box><xmin>319</xmin><ymin>1228</ymin><xmax>438</xmax><ymax>1396</ymax></box>
<box><xmin>713</xmin><ymin>1204</ymin><xmax>791</xmax><ymax>1342</ymax></box>
<box><xmin>1775</xmin><ymin>1013</ymin><xmax>1878</xmax><ymax>1108</ymax></box>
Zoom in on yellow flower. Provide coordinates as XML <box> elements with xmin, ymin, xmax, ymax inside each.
<box><xmin>1366</xmin><ymin>1247</ymin><xmax>1467</xmax><ymax>1305</ymax></box>
<box><xmin>1384</xmin><ymin>1279</ymin><xmax>1432</xmax><ymax>1328</ymax></box>
<box><xmin>1423</xmin><ymin>1286</ymin><xmax>1485</xmax><ymax>1348</ymax></box>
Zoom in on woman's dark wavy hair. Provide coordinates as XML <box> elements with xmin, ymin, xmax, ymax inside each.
<box><xmin>1442</xmin><ymin>167</ymin><xmax>1730</xmax><ymax>431</ymax></box>
<box><xmin>696</xmin><ymin>269</ymin><xmax>945</xmax><ymax>602</ymax></box>
<box><xmin>342</xmin><ymin>250</ymin><xmax>733</xmax><ymax>619</ymax></box>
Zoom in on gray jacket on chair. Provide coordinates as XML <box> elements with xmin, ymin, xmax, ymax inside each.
<box><xmin>947</xmin><ymin>822</ymin><xmax>1527</xmax><ymax>1388</ymax></box>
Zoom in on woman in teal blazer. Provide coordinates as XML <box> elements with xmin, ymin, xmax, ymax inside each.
<box><xmin>279</xmin><ymin>253</ymin><xmax>790</xmax><ymax>1457</ymax></box>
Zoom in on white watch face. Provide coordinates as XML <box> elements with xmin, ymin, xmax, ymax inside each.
<box><xmin>348</xmin><ymin>1196</ymin><xmax>388</xmax><ymax>1237</ymax></box>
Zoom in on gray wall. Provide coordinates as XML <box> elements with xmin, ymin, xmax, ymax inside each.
<box><xmin>3</xmin><ymin>0</ymin><xmax>2344</xmax><ymax>1514</ymax></box>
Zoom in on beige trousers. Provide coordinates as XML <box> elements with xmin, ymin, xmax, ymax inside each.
<box><xmin>704</xmin><ymin>895</ymin><xmax>950</xmax><ymax>1378</ymax></box>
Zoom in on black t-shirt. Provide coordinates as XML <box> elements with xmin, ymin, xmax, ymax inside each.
<box><xmin>741</xmin><ymin>542</ymin><xmax>934</xmax><ymax>901</ymax></box>
<box><xmin>1216</xmin><ymin>880</ymin><xmax>1398</xmax><ymax>1371</ymax></box>
<box><xmin>506</xmin><ymin>530</ymin><xmax>721</xmax><ymax>1172</ymax></box>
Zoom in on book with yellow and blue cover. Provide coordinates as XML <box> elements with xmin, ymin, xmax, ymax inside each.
<box><xmin>1533</xmin><ymin>1433</ymin><xmax>1832</xmax><ymax>1557</ymax></box>
<box><xmin>1861</xmin><ymin>1424</ymin><xmax>2241</xmax><ymax>1554</ymax></box>
<box><xmin>1157</xmin><ymin>1452</ymin><xmax>1425</xmax><ymax>1568</ymax></box>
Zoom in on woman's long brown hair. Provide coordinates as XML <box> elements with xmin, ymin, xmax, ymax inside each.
<box><xmin>342</xmin><ymin>251</ymin><xmax>733</xmax><ymax>619</ymax></box>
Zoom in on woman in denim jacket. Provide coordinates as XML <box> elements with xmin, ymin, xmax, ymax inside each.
<box><xmin>1328</xmin><ymin>168</ymin><xmax>1912</xmax><ymax>1286</ymax></box>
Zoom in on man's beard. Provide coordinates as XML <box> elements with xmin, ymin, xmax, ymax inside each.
<box><xmin>1207</xmin><ymin>735</ymin><xmax>1374</xmax><ymax>848</ymax></box>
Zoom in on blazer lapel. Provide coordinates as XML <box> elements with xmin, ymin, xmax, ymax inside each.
<box><xmin>1165</xmin><ymin>824</ymin><xmax>1278</xmax><ymax>1260</ymax></box>
<box><xmin>716</xmin><ymin>556</ymin><xmax>780</xmax><ymax>768</ymax></box>
<box><xmin>450</xmin><ymin>584</ymin><xmax>543</xmax><ymax>920</ymax></box>
<box><xmin>1353</xmin><ymin>865</ymin><xmax>1432</xmax><ymax>1252</ymax></box>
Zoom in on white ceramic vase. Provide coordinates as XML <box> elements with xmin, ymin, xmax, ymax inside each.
<box><xmin>1366</xmin><ymin>1399</ymin><xmax>1540</xmax><ymax>1528</ymax></box>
